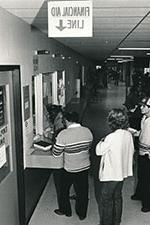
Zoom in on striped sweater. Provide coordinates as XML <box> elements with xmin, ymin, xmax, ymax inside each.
<box><xmin>52</xmin><ymin>123</ymin><xmax>93</xmax><ymax>172</ymax></box>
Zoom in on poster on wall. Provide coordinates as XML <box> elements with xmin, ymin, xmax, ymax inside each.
<box><xmin>0</xmin><ymin>86</ymin><xmax>5</xmax><ymax>127</ymax></box>
<box><xmin>23</xmin><ymin>85</ymin><xmax>30</xmax><ymax>121</ymax></box>
<box><xmin>33</xmin><ymin>55</ymin><xmax>39</xmax><ymax>75</ymax></box>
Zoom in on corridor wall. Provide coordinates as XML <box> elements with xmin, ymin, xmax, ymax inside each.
<box><xmin>0</xmin><ymin>6</ymin><xmax>96</xmax><ymax>224</ymax></box>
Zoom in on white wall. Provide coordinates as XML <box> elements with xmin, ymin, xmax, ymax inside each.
<box><xmin>0</xmin><ymin>7</ymin><xmax>95</xmax><ymax>166</ymax></box>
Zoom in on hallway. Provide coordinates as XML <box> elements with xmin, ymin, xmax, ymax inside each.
<box><xmin>28</xmin><ymin>83</ymin><xmax>150</xmax><ymax>225</ymax></box>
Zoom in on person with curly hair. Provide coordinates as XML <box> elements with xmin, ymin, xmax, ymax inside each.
<box><xmin>95</xmin><ymin>108</ymin><xmax>134</xmax><ymax>225</ymax></box>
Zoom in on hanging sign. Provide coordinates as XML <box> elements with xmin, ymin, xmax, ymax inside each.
<box><xmin>48</xmin><ymin>0</ymin><xmax>93</xmax><ymax>37</ymax></box>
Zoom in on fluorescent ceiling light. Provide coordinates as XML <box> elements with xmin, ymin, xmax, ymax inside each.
<box><xmin>125</xmin><ymin>59</ymin><xmax>134</xmax><ymax>62</ymax></box>
<box><xmin>146</xmin><ymin>53</ymin><xmax>150</xmax><ymax>55</ymax></box>
<box><xmin>119</xmin><ymin>48</ymin><xmax>150</xmax><ymax>50</ymax></box>
<box><xmin>118</xmin><ymin>59</ymin><xmax>134</xmax><ymax>63</ymax></box>
<box><xmin>110</xmin><ymin>55</ymin><xmax>134</xmax><ymax>59</ymax></box>
<box><xmin>107</xmin><ymin>58</ymin><xmax>115</xmax><ymax>61</ymax></box>
<box><xmin>115</xmin><ymin>58</ymin><xmax>125</xmax><ymax>60</ymax></box>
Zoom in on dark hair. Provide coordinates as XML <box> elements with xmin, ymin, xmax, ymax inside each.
<box><xmin>46</xmin><ymin>104</ymin><xmax>63</xmax><ymax>122</ymax></box>
<box><xmin>64</xmin><ymin>111</ymin><xmax>79</xmax><ymax>123</ymax></box>
<box><xmin>107</xmin><ymin>108</ymin><xmax>129</xmax><ymax>131</ymax></box>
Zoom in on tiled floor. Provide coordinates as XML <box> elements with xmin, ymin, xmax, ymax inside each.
<box><xmin>28</xmin><ymin>175</ymin><xmax>150</xmax><ymax>225</ymax></box>
<box><xmin>28</xmin><ymin>82</ymin><xmax>150</xmax><ymax>225</ymax></box>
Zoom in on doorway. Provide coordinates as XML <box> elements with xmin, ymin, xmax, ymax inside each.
<box><xmin>0</xmin><ymin>66</ymin><xmax>24</xmax><ymax>225</ymax></box>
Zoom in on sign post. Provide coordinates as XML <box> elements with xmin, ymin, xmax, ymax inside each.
<box><xmin>48</xmin><ymin>1</ymin><xmax>93</xmax><ymax>37</ymax></box>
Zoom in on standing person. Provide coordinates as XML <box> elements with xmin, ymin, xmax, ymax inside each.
<box><xmin>114</xmin><ymin>70</ymin><xmax>119</xmax><ymax>86</ymax></box>
<box><xmin>131</xmin><ymin>96</ymin><xmax>150</xmax><ymax>212</ymax></box>
<box><xmin>96</xmin><ymin>108</ymin><xmax>134</xmax><ymax>225</ymax></box>
<box><xmin>52</xmin><ymin>106</ymin><xmax>66</xmax><ymax>213</ymax></box>
<box><xmin>52</xmin><ymin>111</ymin><xmax>93</xmax><ymax>220</ymax></box>
<box><xmin>126</xmin><ymin>103</ymin><xmax>142</xmax><ymax>192</ymax></box>
<box><xmin>101</xmin><ymin>67</ymin><xmax>108</xmax><ymax>89</ymax></box>
<box><xmin>53</xmin><ymin>105</ymin><xmax>65</xmax><ymax>138</ymax></box>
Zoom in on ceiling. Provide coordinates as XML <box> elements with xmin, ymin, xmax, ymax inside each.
<box><xmin>0</xmin><ymin>0</ymin><xmax>150</xmax><ymax>62</ymax></box>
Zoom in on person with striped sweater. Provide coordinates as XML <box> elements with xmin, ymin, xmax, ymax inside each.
<box><xmin>52</xmin><ymin>111</ymin><xmax>93</xmax><ymax>220</ymax></box>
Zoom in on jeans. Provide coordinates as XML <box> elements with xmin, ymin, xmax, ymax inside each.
<box><xmin>97</xmin><ymin>181</ymin><xmax>123</xmax><ymax>225</ymax></box>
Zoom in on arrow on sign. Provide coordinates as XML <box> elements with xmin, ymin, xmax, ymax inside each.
<box><xmin>56</xmin><ymin>20</ymin><xmax>66</xmax><ymax>31</ymax></box>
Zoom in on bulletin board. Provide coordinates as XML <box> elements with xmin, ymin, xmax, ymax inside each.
<box><xmin>0</xmin><ymin>86</ymin><xmax>5</xmax><ymax>126</ymax></box>
<box><xmin>0</xmin><ymin>145</ymin><xmax>10</xmax><ymax>184</ymax></box>
<box><xmin>0</xmin><ymin>85</ymin><xmax>11</xmax><ymax>183</ymax></box>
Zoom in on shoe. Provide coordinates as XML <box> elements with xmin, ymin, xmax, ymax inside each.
<box><xmin>79</xmin><ymin>216</ymin><xmax>86</xmax><ymax>220</ymax></box>
<box><xmin>141</xmin><ymin>207</ymin><xmax>150</xmax><ymax>213</ymax></box>
<box><xmin>65</xmin><ymin>212</ymin><xmax>72</xmax><ymax>217</ymax></box>
<box><xmin>54</xmin><ymin>209</ymin><xmax>64</xmax><ymax>216</ymax></box>
<box><xmin>54</xmin><ymin>209</ymin><xmax>72</xmax><ymax>217</ymax></box>
<box><xmin>131</xmin><ymin>194</ymin><xmax>141</xmax><ymax>200</ymax></box>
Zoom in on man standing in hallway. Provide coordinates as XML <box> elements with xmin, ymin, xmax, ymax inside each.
<box><xmin>52</xmin><ymin>111</ymin><xmax>93</xmax><ymax>220</ymax></box>
<box><xmin>131</xmin><ymin>96</ymin><xmax>150</xmax><ymax>213</ymax></box>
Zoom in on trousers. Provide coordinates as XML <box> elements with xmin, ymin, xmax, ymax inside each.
<box><xmin>59</xmin><ymin>169</ymin><xmax>89</xmax><ymax>218</ymax></box>
<box><xmin>134</xmin><ymin>154</ymin><xmax>150</xmax><ymax>208</ymax></box>
<box><xmin>97</xmin><ymin>181</ymin><xmax>124</xmax><ymax>225</ymax></box>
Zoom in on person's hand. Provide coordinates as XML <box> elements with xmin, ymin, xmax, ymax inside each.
<box><xmin>128</xmin><ymin>127</ymin><xmax>140</xmax><ymax>136</ymax></box>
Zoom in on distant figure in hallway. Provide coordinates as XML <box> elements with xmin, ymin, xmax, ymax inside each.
<box><xmin>96</xmin><ymin>108</ymin><xmax>134</xmax><ymax>225</ymax></box>
<box><xmin>101</xmin><ymin>67</ymin><xmax>108</xmax><ymax>89</ymax></box>
<box><xmin>131</xmin><ymin>96</ymin><xmax>150</xmax><ymax>213</ymax></box>
<box><xmin>113</xmin><ymin>69</ymin><xmax>119</xmax><ymax>86</ymax></box>
<box><xmin>52</xmin><ymin>111</ymin><xmax>93</xmax><ymax>220</ymax></box>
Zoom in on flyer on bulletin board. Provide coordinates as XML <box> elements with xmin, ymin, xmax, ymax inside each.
<box><xmin>0</xmin><ymin>144</ymin><xmax>6</xmax><ymax>168</ymax></box>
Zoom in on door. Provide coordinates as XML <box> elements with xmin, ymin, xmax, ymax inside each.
<box><xmin>0</xmin><ymin>71</ymin><xmax>20</xmax><ymax>225</ymax></box>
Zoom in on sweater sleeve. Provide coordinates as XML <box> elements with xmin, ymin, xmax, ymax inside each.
<box><xmin>96</xmin><ymin>140</ymin><xmax>110</xmax><ymax>156</ymax></box>
<box><xmin>52</xmin><ymin>131</ymin><xmax>65</xmax><ymax>157</ymax></box>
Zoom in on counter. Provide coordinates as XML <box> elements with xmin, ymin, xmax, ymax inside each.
<box><xmin>26</xmin><ymin>139</ymin><xmax>63</xmax><ymax>169</ymax></box>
